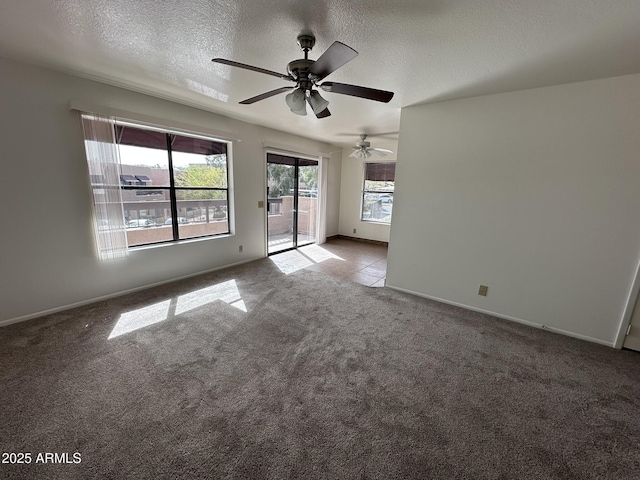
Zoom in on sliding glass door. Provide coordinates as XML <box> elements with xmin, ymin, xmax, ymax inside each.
<box><xmin>267</xmin><ymin>156</ymin><xmax>296</xmax><ymax>253</ymax></box>
<box><xmin>267</xmin><ymin>153</ymin><xmax>318</xmax><ymax>255</ymax></box>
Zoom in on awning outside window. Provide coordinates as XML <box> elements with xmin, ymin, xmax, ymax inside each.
<box><xmin>115</xmin><ymin>125</ymin><xmax>227</xmax><ymax>156</ymax></box>
<box><xmin>267</xmin><ymin>153</ymin><xmax>318</xmax><ymax>166</ymax></box>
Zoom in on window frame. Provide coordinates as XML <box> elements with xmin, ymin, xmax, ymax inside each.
<box><xmin>360</xmin><ymin>161</ymin><xmax>395</xmax><ymax>224</ymax></box>
<box><xmin>113</xmin><ymin>120</ymin><xmax>232</xmax><ymax>247</ymax></box>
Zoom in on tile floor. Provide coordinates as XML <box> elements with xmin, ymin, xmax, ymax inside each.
<box><xmin>269</xmin><ymin>237</ymin><xmax>388</xmax><ymax>287</ymax></box>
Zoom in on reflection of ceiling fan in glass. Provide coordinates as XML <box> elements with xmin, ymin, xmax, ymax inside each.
<box><xmin>212</xmin><ymin>33</ymin><xmax>394</xmax><ymax>119</ymax></box>
<box><xmin>349</xmin><ymin>134</ymin><xmax>394</xmax><ymax>159</ymax></box>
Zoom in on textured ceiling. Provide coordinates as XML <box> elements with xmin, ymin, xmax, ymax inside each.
<box><xmin>1</xmin><ymin>0</ymin><xmax>640</xmax><ymax>151</ymax></box>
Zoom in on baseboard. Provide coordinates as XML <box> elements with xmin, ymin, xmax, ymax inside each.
<box><xmin>328</xmin><ymin>234</ymin><xmax>388</xmax><ymax>247</ymax></box>
<box><xmin>0</xmin><ymin>258</ymin><xmax>259</xmax><ymax>329</ymax></box>
<box><xmin>385</xmin><ymin>284</ymin><xmax>615</xmax><ymax>348</ymax></box>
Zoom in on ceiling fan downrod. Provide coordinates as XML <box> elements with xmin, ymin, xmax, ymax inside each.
<box><xmin>287</xmin><ymin>34</ymin><xmax>316</xmax><ymax>81</ymax></box>
<box><xmin>296</xmin><ymin>34</ymin><xmax>315</xmax><ymax>60</ymax></box>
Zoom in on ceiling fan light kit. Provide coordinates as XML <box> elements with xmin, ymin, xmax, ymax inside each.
<box><xmin>308</xmin><ymin>90</ymin><xmax>329</xmax><ymax>115</ymax></box>
<box><xmin>212</xmin><ymin>33</ymin><xmax>394</xmax><ymax>119</ymax></box>
<box><xmin>285</xmin><ymin>87</ymin><xmax>307</xmax><ymax>115</ymax></box>
<box><xmin>350</xmin><ymin>149</ymin><xmax>373</xmax><ymax>159</ymax></box>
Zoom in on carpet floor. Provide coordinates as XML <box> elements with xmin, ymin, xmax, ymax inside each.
<box><xmin>1</xmin><ymin>256</ymin><xmax>639</xmax><ymax>479</ymax></box>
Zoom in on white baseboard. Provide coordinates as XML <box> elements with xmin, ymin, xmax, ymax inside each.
<box><xmin>385</xmin><ymin>284</ymin><xmax>615</xmax><ymax>348</ymax></box>
<box><xmin>0</xmin><ymin>258</ymin><xmax>258</xmax><ymax>329</ymax></box>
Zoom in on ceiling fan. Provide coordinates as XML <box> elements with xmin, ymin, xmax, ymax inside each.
<box><xmin>349</xmin><ymin>134</ymin><xmax>394</xmax><ymax>159</ymax></box>
<box><xmin>212</xmin><ymin>34</ymin><xmax>394</xmax><ymax>119</ymax></box>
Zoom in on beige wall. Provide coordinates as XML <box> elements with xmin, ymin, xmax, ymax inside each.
<box><xmin>387</xmin><ymin>73</ymin><xmax>640</xmax><ymax>346</ymax></box>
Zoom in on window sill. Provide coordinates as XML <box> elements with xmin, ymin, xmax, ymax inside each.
<box><xmin>360</xmin><ymin>219</ymin><xmax>391</xmax><ymax>225</ymax></box>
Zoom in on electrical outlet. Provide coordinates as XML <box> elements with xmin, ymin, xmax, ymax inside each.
<box><xmin>353</xmin><ymin>228</ymin><xmax>357</xmax><ymax>234</ymax></box>
<box><xmin>478</xmin><ymin>285</ymin><xmax>488</xmax><ymax>296</ymax></box>
<box><xmin>239</xmin><ymin>245</ymin><xmax>243</xmax><ymax>253</ymax></box>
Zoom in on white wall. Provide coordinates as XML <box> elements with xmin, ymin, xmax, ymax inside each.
<box><xmin>0</xmin><ymin>57</ymin><xmax>341</xmax><ymax>324</ymax></box>
<box><xmin>387</xmin><ymin>73</ymin><xmax>640</xmax><ymax>346</ymax></box>
<box><xmin>338</xmin><ymin>149</ymin><xmax>393</xmax><ymax>243</ymax></box>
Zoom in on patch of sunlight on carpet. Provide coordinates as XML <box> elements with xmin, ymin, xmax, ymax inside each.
<box><xmin>108</xmin><ymin>279</ymin><xmax>246</xmax><ymax>339</ymax></box>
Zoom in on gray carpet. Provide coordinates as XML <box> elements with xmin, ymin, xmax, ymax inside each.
<box><xmin>1</xmin><ymin>257</ymin><xmax>639</xmax><ymax>479</ymax></box>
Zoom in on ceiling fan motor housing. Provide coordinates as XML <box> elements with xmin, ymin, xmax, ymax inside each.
<box><xmin>287</xmin><ymin>59</ymin><xmax>314</xmax><ymax>82</ymax></box>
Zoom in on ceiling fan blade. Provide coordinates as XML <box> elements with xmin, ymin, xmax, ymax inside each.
<box><xmin>336</xmin><ymin>131</ymin><xmax>399</xmax><ymax>138</ymax></box>
<box><xmin>319</xmin><ymin>82</ymin><xmax>394</xmax><ymax>103</ymax></box>
<box><xmin>371</xmin><ymin>148</ymin><xmax>393</xmax><ymax>154</ymax></box>
<box><xmin>315</xmin><ymin>107</ymin><xmax>331</xmax><ymax>119</ymax></box>
<box><xmin>371</xmin><ymin>150</ymin><xmax>388</xmax><ymax>157</ymax></box>
<box><xmin>308</xmin><ymin>42</ymin><xmax>358</xmax><ymax>80</ymax></box>
<box><xmin>239</xmin><ymin>86</ymin><xmax>295</xmax><ymax>104</ymax></box>
<box><xmin>212</xmin><ymin>58</ymin><xmax>293</xmax><ymax>81</ymax></box>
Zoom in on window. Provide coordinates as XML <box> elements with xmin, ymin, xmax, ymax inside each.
<box><xmin>361</xmin><ymin>162</ymin><xmax>395</xmax><ymax>223</ymax></box>
<box><xmin>115</xmin><ymin>122</ymin><xmax>230</xmax><ymax>246</ymax></box>
<box><xmin>84</xmin><ymin>117</ymin><xmax>231</xmax><ymax>251</ymax></box>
